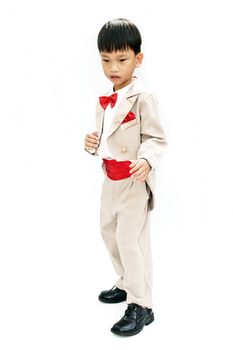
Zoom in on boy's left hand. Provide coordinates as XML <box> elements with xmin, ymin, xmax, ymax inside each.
<box><xmin>129</xmin><ymin>158</ymin><xmax>151</xmax><ymax>182</ymax></box>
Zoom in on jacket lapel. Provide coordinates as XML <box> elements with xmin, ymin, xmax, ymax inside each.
<box><xmin>108</xmin><ymin>79</ymin><xmax>142</xmax><ymax>137</ymax></box>
<box><xmin>96</xmin><ymin>77</ymin><xmax>143</xmax><ymax>138</ymax></box>
<box><xmin>96</xmin><ymin>103</ymin><xmax>105</xmax><ymax>136</ymax></box>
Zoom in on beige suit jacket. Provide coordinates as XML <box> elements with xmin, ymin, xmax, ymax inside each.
<box><xmin>86</xmin><ymin>78</ymin><xmax>167</xmax><ymax>210</ymax></box>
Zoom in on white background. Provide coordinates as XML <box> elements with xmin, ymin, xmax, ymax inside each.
<box><xmin>0</xmin><ymin>0</ymin><xmax>233</xmax><ymax>349</ymax></box>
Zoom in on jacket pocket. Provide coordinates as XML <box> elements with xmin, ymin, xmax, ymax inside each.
<box><xmin>120</xmin><ymin>118</ymin><xmax>140</xmax><ymax>130</ymax></box>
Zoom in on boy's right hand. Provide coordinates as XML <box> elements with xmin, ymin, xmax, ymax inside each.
<box><xmin>84</xmin><ymin>131</ymin><xmax>99</xmax><ymax>152</ymax></box>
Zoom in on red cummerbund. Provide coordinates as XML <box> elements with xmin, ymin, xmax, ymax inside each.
<box><xmin>103</xmin><ymin>159</ymin><xmax>132</xmax><ymax>180</ymax></box>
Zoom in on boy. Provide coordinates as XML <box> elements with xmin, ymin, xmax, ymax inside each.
<box><xmin>84</xmin><ymin>18</ymin><xmax>167</xmax><ymax>336</ymax></box>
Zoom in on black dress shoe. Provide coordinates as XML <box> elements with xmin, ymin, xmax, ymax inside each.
<box><xmin>98</xmin><ymin>286</ymin><xmax>127</xmax><ymax>303</ymax></box>
<box><xmin>111</xmin><ymin>303</ymin><xmax>154</xmax><ymax>336</ymax></box>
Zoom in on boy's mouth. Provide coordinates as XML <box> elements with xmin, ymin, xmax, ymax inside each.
<box><xmin>110</xmin><ymin>75</ymin><xmax>120</xmax><ymax>80</ymax></box>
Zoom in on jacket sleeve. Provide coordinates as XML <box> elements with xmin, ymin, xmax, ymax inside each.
<box><xmin>137</xmin><ymin>93</ymin><xmax>167</xmax><ymax>172</ymax></box>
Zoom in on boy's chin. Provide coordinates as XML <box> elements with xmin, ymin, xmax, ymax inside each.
<box><xmin>109</xmin><ymin>77</ymin><xmax>122</xmax><ymax>84</ymax></box>
<box><xmin>112</xmin><ymin>78</ymin><xmax>133</xmax><ymax>90</ymax></box>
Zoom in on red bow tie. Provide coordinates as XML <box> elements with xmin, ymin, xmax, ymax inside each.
<box><xmin>99</xmin><ymin>93</ymin><xmax>118</xmax><ymax>110</ymax></box>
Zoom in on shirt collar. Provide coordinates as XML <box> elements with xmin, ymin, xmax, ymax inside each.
<box><xmin>108</xmin><ymin>78</ymin><xmax>136</xmax><ymax>97</ymax></box>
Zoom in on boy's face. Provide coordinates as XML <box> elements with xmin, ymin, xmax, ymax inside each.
<box><xmin>100</xmin><ymin>49</ymin><xmax>143</xmax><ymax>91</ymax></box>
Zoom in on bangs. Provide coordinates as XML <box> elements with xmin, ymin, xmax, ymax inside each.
<box><xmin>97</xmin><ymin>19</ymin><xmax>141</xmax><ymax>54</ymax></box>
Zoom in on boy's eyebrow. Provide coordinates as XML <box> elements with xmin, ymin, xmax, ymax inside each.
<box><xmin>100</xmin><ymin>52</ymin><xmax>129</xmax><ymax>58</ymax></box>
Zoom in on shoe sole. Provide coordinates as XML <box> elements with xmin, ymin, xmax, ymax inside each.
<box><xmin>111</xmin><ymin>313</ymin><xmax>155</xmax><ymax>336</ymax></box>
<box><xmin>98</xmin><ymin>296</ymin><xmax>127</xmax><ymax>303</ymax></box>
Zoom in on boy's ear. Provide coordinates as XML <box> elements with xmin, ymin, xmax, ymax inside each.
<box><xmin>135</xmin><ymin>52</ymin><xmax>144</xmax><ymax>68</ymax></box>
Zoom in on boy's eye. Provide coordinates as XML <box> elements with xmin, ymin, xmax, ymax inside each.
<box><xmin>120</xmin><ymin>59</ymin><xmax>127</xmax><ymax>62</ymax></box>
<box><xmin>102</xmin><ymin>59</ymin><xmax>109</xmax><ymax>62</ymax></box>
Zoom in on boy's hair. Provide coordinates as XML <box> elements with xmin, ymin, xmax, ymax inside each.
<box><xmin>97</xmin><ymin>18</ymin><xmax>142</xmax><ymax>54</ymax></box>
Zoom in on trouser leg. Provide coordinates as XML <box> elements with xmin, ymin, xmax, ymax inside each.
<box><xmin>115</xmin><ymin>178</ymin><xmax>153</xmax><ymax>308</ymax></box>
<box><xmin>100</xmin><ymin>176</ymin><xmax>153</xmax><ymax>307</ymax></box>
<box><xmin>100</xmin><ymin>177</ymin><xmax>124</xmax><ymax>289</ymax></box>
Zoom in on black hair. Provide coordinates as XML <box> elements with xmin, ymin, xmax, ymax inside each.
<box><xmin>97</xmin><ymin>18</ymin><xmax>142</xmax><ymax>54</ymax></box>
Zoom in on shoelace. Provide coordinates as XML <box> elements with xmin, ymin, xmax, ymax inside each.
<box><xmin>125</xmin><ymin>303</ymin><xmax>139</xmax><ymax>316</ymax></box>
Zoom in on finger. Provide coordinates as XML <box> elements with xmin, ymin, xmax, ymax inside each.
<box><xmin>133</xmin><ymin>167</ymin><xmax>147</xmax><ymax>177</ymax></box>
<box><xmin>133</xmin><ymin>173</ymin><xmax>147</xmax><ymax>182</ymax></box>
<box><xmin>132</xmin><ymin>171</ymin><xmax>146</xmax><ymax>180</ymax></box>
<box><xmin>129</xmin><ymin>159</ymin><xmax>138</xmax><ymax>168</ymax></box>
<box><xmin>130</xmin><ymin>162</ymin><xmax>144</xmax><ymax>174</ymax></box>
<box><xmin>85</xmin><ymin>136</ymin><xmax>99</xmax><ymax>144</ymax></box>
<box><xmin>86</xmin><ymin>139</ymin><xmax>99</xmax><ymax>146</ymax></box>
<box><xmin>131</xmin><ymin>167</ymin><xmax>145</xmax><ymax>177</ymax></box>
<box><xmin>86</xmin><ymin>133</ymin><xmax>99</xmax><ymax>141</ymax></box>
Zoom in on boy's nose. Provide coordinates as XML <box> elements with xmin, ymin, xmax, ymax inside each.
<box><xmin>110</xmin><ymin>63</ymin><xmax>119</xmax><ymax>73</ymax></box>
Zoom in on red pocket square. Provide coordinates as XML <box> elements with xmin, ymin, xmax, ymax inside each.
<box><xmin>121</xmin><ymin>112</ymin><xmax>136</xmax><ymax>124</ymax></box>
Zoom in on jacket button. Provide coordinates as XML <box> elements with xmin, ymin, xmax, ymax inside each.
<box><xmin>122</xmin><ymin>147</ymin><xmax>127</xmax><ymax>153</ymax></box>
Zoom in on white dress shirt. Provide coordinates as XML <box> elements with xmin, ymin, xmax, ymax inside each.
<box><xmin>98</xmin><ymin>81</ymin><xmax>134</xmax><ymax>159</ymax></box>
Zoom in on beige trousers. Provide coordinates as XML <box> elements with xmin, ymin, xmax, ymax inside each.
<box><xmin>100</xmin><ymin>175</ymin><xmax>153</xmax><ymax>308</ymax></box>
